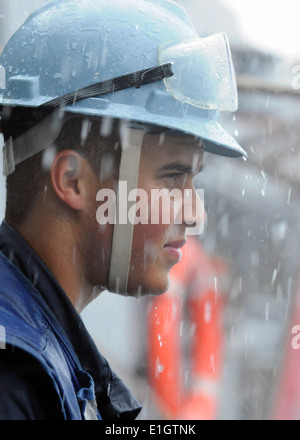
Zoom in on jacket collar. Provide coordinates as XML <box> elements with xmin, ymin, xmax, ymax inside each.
<box><xmin>0</xmin><ymin>220</ymin><xmax>142</xmax><ymax>420</ymax></box>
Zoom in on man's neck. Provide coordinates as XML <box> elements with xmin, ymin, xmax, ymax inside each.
<box><xmin>17</xmin><ymin>217</ymin><xmax>94</xmax><ymax>313</ymax></box>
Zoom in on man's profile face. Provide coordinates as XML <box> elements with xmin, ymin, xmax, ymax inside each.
<box><xmin>126</xmin><ymin>133</ymin><xmax>205</xmax><ymax>296</ymax></box>
<box><xmin>81</xmin><ymin>131</ymin><xmax>204</xmax><ymax>298</ymax></box>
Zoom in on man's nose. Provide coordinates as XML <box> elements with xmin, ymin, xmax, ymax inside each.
<box><xmin>181</xmin><ymin>186</ymin><xmax>206</xmax><ymax>233</ymax></box>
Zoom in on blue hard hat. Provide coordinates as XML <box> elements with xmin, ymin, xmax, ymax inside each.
<box><xmin>0</xmin><ymin>0</ymin><xmax>246</xmax><ymax>159</ymax></box>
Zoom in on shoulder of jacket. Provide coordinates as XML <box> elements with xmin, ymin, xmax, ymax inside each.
<box><xmin>0</xmin><ymin>252</ymin><xmax>49</xmax><ymax>341</ymax></box>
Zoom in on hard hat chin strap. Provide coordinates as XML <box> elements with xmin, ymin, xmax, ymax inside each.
<box><xmin>2</xmin><ymin>111</ymin><xmax>65</xmax><ymax>176</ymax></box>
<box><xmin>108</xmin><ymin>127</ymin><xmax>145</xmax><ymax>295</ymax></box>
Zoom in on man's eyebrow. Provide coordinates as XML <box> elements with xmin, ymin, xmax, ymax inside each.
<box><xmin>157</xmin><ymin>162</ymin><xmax>204</xmax><ymax>174</ymax></box>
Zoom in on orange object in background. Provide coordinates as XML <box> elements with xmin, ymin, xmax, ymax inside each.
<box><xmin>148</xmin><ymin>236</ymin><xmax>227</xmax><ymax>420</ymax></box>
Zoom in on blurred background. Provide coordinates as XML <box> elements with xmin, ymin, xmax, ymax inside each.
<box><xmin>1</xmin><ymin>0</ymin><xmax>300</xmax><ymax>420</ymax></box>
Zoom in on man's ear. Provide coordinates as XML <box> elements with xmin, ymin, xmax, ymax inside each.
<box><xmin>50</xmin><ymin>150</ymin><xmax>87</xmax><ymax>211</ymax></box>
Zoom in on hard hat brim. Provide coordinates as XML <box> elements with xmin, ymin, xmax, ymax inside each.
<box><xmin>0</xmin><ymin>97</ymin><xmax>246</xmax><ymax>159</ymax></box>
<box><xmin>64</xmin><ymin>100</ymin><xmax>247</xmax><ymax>158</ymax></box>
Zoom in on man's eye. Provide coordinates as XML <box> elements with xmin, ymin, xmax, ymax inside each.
<box><xmin>164</xmin><ymin>173</ymin><xmax>181</xmax><ymax>180</ymax></box>
<box><xmin>162</xmin><ymin>173</ymin><xmax>187</xmax><ymax>188</ymax></box>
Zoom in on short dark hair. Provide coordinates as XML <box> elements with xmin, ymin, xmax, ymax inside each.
<box><xmin>2</xmin><ymin>110</ymin><xmax>122</xmax><ymax>227</ymax></box>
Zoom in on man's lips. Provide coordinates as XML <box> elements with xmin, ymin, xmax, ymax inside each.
<box><xmin>163</xmin><ymin>240</ymin><xmax>187</xmax><ymax>262</ymax></box>
<box><xmin>164</xmin><ymin>240</ymin><xmax>187</xmax><ymax>250</ymax></box>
